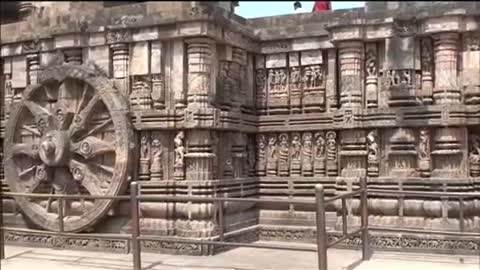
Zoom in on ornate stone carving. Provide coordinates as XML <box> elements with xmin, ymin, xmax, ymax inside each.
<box><xmin>150</xmin><ymin>135</ymin><xmax>164</xmax><ymax>181</ymax></box>
<box><xmin>290</xmin><ymin>133</ymin><xmax>302</xmax><ymax>176</ymax></box>
<box><xmin>469</xmin><ymin>134</ymin><xmax>480</xmax><ymax>177</ymax></box>
<box><xmin>314</xmin><ymin>132</ymin><xmax>326</xmax><ymax>176</ymax></box>
<box><xmin>151</xmin><ymin>74</ymin><xmax>165</xmax><ymax>109</ymax></box>
<box><xmin>289</xmin><ymin>66</ymin><xmax>302</xmax><ymax>113</ymax></box>
<box><xmin>246</xmin><ymin>135</ymin><xmax>256</xmax><ymax>177</ymax></box>
<box><xmin>267</xmin><ymin>69</ymin><xmax>289</xmax><ymax>113</ymax></box>
<box><xmin>463</xmin><ymin>33</ymin><xmax>480</xmax><ymax>104</ymax></box>
<box><xmin>277</xmin><ymin>133</ymin><xmax>290</xmax><ymax>176</ymax></box>
<box><xmin>302</xmin><ymin>132</ymin><xmax>314</xmax><ymax>176</ymax></box>
<box><xmin>106</xmin><ymin>29</ymin><xmax>131</xmax><ymax>44</ymax></box>
<box><xmin>256</xmin><ymin>134</ymin><xmax>267</xmax><ymax>176</ymax></box>
<box><xmin>186</xmin><ymin>38</ymin><xmax>215</xmax><ymax>109</ymax></box>
<box><xmin>174</xmin><ymin>131</ymin><xmax>185</xmax><ymax>180</ymax></box>
<box><xmin>266</xmin><ymin>134</ymin><xmax>278</xmax><ymax>176</ymax></box>
<box><xmin>367</xmin><ymin>130</ymin><xmax>379</xmax><ymax>177</ymax></box>
<box><xmin>302</xmin><ymin>65</ymin><xmax>325</xmax><ymax>113</ymax></box>
<box><xmin>255</xmin><ymin>69</ymin><xmax>267</xmax><ymax>114</ymax></box>
<box><xmin>3</xmin><ymin>64</ymin><xmax>132</xmax><ymax>232</ymax></box>
<box><xmin>130</xmin><ymin>76</ymin><xmax>152</xmax><ymax>111</ymax></box>
<box><xmin>326</xmin><ymin>131</ymin><xmax>338</xmax><ymax>176</ymax></box>
<box><xmin>26</xmin><ymin>53</ymin><xmax>40</xmax><ymax>85</ymax></box>
<box><xmin>139</xmin><ymin>133</ymin><xmax>151</xmax><ymax>181</ymax></box>
<box><xmin>338</xmin><ymin>42</ymin><xmax>363</xmax><ymax>108</ymax></box>
<box><xmin>433</xmin><ymin>33</ymin><xmax>460</xmax><ymax>104</ymax></box>
<box><xmin>418</xmin><ymin>128</ymin><xmax>431</xmax><ymax>177</ymax></box>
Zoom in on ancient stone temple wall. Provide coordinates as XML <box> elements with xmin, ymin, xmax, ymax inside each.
<box><xmin>1</xmin><ymin>1</ymin><xmax>480</xmax><ymax>254</ymax></box>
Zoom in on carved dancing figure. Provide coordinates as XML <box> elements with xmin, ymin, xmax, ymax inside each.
<box><xmin>256</xmin><ymin>134</ymin><xmax>267</xmax><ymax>163</ymax></box>
<box><xmin>469</xmin><ymin>134</ymin><xmax>480</xmax><ymax>163</ymax></box>
<box><xmin>279</xmin><ymin>69</ymin><xmax>288</xmax><ymax>90</ymax></box>
<box><xmin>256</xmin><ymin>70</ymin><xmax>266</xmax><ymax>90</ymax></box>
<box><xmin>290</xmin><ymin>67</ymin><xmax>300</xmax><ymax>89</ymax></box>
<box><xmin>303</xmin><ymin>66</ymin><xmax>312</xmax><ymax>88</ymax></box>
<box><xmin>150</xmin><ymin>138</ymin><xmax>163</xmax><ymax>180</ymax></box>
<box><xmin>267</xmin><ymin>135</ymin><xmax>278</xmax><ymax>160</ymax></box>
<box><xmin>418</xmin><ymin>129</ymin><xmax>430</xmax><ymax>161</ymax></box>
<box><xmin>366</xmin><ymin>50</ymin><xmax>377</xmax><ymax>77</ymax></box>
<box><xmin>302</xmin><ymin>133</ymin><xmax>313</xmax><ymax>161</ymax></box>
<box><xmin>311</xmin><ymin>65</ymin><xmax>323</xmax><ymax>88</ymax></box>
<box><xmin>174</xmin><ymin>131</ymin><xmax>185</xmax><ymax>167</ymax></box>
<box><xmin>268</xmin><ymin>69</ymin><xmax>276</xmax><ymax>92</ymax></box>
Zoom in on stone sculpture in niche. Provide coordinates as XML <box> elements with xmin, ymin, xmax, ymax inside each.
<box><xmin>302</xmin><ymin>132</ymin><xmax>314</xmax><ymax>176</ymax></box>
<box><xmin>417</xmin><ymin>128</ymin><xmax>431</xmax><ymax>177</ymax></box>
<box><xmin>278</xmin><ymin>133</ymin><xmax>290</xmax><ymax>176</ymax></box>
<box><xmin>290</xmin><ymin>133</ymin><xmax>301</xmax><ymax>176</ymax></box>
<box><xmin>421</xmin><ymin>38</ymin><xmax>434</xmax><ymax>104</ymax></box>
<box><xmin>256</xmin><ymin>134</ymin><xmax>267</xmax><ymax>176</ymax></box>
<box><xmin>314</xmin><ymin>132</ymin><xmax>326</xmax><ymax>176</ymax></box>
<box><xmin>266</xmin><ymin>134</ymin><xmax>278</xmax><ymax>176</ymax></box>
<box><xmin>289</xmin><ymin>66</ymin><xmax>302</xmax><ymax>113</ymax></box>
<box><xmin>130</xmin><ymin>76</ymin><xmax>152</xmax><ymax>111</ymax></box>
<box><xmin>255</xmin><ymin>70</ymin><xmax>267</xmax><ymax>113</ymax></box>
<box><xmin>367</xmin><ymin>130</ymin><xmax>379</xmax><ymax>177</ymax></box>
<box><xmin>151</xmin><ymin>74</ymin><xmax>165</xmax><ymax>109</ymax></box>
<box><xmin>469</xmin><ymin>134</ymin><xmax>480</xmax><ymax>177</ymax></box>
<box><xmin>139</xmin><ymin>135</ymin><xmax>151</xmax><ymax>181</ymax></box>
<box><xmin>174</xmin><ymin>131</ymin><xmax>185</xmax><ymax>180</ymax></box>
<box><xmin>150</xmin><ymin>137</ymin><xmax>164</xmax><ymax>181</ymax></box>
<box><xmin>326</xmin><ymin>131</ymin><xmax>338</xmax><ymax>176</ymax></box>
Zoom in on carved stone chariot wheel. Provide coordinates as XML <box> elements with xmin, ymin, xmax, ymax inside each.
<box><xmin>4</xmin><ymin>63</ymin><xmax>133</xmax><ymax>232</ymax></box>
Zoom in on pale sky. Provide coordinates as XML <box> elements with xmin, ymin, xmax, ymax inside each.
<box><xmin>236</xmin><ymin>1</ymin><xmax>365</xmax><ymax>18</ymax></box>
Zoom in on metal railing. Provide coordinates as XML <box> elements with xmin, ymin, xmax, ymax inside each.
<box><xmin>1</xmin><ymin>178</ymin><xmax>479</xmax><ymax>270</ymax></box>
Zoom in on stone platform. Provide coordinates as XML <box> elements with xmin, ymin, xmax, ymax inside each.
<box><xmin>1</xmin><ymin>242</ymin><xmax>477</xmax><ymax>270</ymax></box>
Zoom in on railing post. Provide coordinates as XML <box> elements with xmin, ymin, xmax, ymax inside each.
<box><xmin>360</xmin><ymin>177</ymin><xmax>370</xmax><ymax>260</ymax></box>
<box><xmin>0</xmin><ymin>187</ymin><xmax>4</xmax><ymax>260</ymax></box>
<box><xmin>315</xmin><ymin>184</ymin><xmax>327</xmax><ymax>270</ymax></box>
<box><xmin>58</xmin><ymin>197</ymin><xmax>65</xmax><ymax>233</ymax></box>
<box><xmin>218</xmin><ymin>196</ymin><xmax>225</xmax><ymax>242</ymax></box>
<box><xmin>130</xmin><ymin>182</ymin><xmax>141</xmax><ymax>270</ymax></box>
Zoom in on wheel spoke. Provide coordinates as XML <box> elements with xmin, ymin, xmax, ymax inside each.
<box><xmin>71</xmin><ymin>136</ymin><xmax>115</xmax><ymax>160</ymax></box>
<box><xmin>24</xmin><ymin>101</ymin><xmax>53</xmax><ymax>133</ymax></box>
<box><xmin>69</xmin><ymin>159</ymin><xmax>107</xmax><ymax>195</ymax></box>
<box><xmin>84</xmin><ymin>118</ymin><xmax>113</xmax><ymax>138</ymax></box>
<box><xmin>21</xmin><ymin>125</ymin><xmax>42</xmax><ymax>136</ymax></box>
<box><xmin>54</xmin><ymin>81</ymin><xmax>76</xmax><ymax>130</ymax></box>
<box><xmin>9</xmin><ymin>143</ymin><xmax>40</xmax><ymax>159</ymax></box>
<box><xmin>69</xmin><ymin>95</ymin><xmax>101</xmax><ymax>136</ymax></box>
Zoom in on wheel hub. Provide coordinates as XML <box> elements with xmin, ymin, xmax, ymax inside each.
<box><xmin>39</xmin><ymin>131</ymin><xmax>71</xmax><ymax>166</ymax></box>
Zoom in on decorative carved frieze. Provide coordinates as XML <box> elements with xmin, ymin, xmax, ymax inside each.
<box><xmin>417</xmin><ymin>128</ymin><xmax>432</xmax><ymax>177</ymax></box>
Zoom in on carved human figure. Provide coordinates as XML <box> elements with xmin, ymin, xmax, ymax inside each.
<box><xmin>278</xmin><ymin>133</ymin><xmax>289</xmax><ymax>163</ymax></box>
<box><xmin>256</xmin><ymin>70</ymin><xmax>266</xmax><ymax>90</ymax></box>
<box><xmin>418</xmin><ymin>129</ymin><xmax>430</xmax><ymax>161</ymax></box>
<box><xmin>367</xmin><ymin>130</ymin><xmax>379</xmax><ymax>162</ymax></box>
<box><xmin>291</xmin><ymin>133</ymin><xmax>301</xmax><ymax>161</ymax></box>
<box><xmin>150</xmin><ymin>138</ymin><xmax>163</xmax><ymax>180</ymax></box>
<box><xmin>311</xmin><ymin>65</ymin><xmax>323</xmax><ymax>88</ymax></box>
<box><xmin>256</xmin><ymin>134</ymin><xmax>267</xmax><ymax>176</ymax></box>
<box><xmin>303</xmin><ymin>66</ymin><xmax>313</xmax><ymax>88</ymax></box>
<box><xmin>140</xmin><ymin>136</ymin><xmax>149</xmax><ymax>159</ymax></box>
<box><xmin>279</xmin><ymin>69</ymin><xmax>288</xmax><ymax>90</ymax></box>
<box><xmin>326</xmin><ymin>131</ymin><xmax>337</xmax><ymax>161</ymax></box>
<box><xmin>267</xmin><ymin>135</ymin><xmax>277</xmax><ymax>160</ymax></box>
<box><xmin>268</xmin><ymin>69</ymin><xmax>276</xmax><ymax>92</ymax></box>
<box><xmin>302</xmin><ymin>133</ymin><xmax>313</xmax><ymax>162</ymax></box>
<box><xmin>366</xmin><ymin>50</ymin><xmax>377</xmax><ymax>77</ymax></box>
<box><xmin>174</xmin><ymin>131</ymin><xmax>185</xmax><ymax>167</ymax></box>
<box><xmin>290</xmin><ymin>67</ymin><xmax>301</xmax><ymax>89</ymax></box>
<box><xmin>315</xmin><ymin>133</ymin><xmax>326</xmax><ymax>160</ymax></box>
<box><xmin>469</xmin><ymin>134</ymin><xmax>480</xmax><ymax>163</ymax></box>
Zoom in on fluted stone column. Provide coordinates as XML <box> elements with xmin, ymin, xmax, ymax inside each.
<box><xmin>185</xmin><ymin>130</ymin><xmax>214</xmax><ymax>180</ymax></box>
<box><xmin>433</xmin><ymin>32</ymin><xmax>460</xmax><ymax>104</ymax></box>
<box><xmin>26</xmin><ymin>53</ymin><xmax>40</xmax><ymax>85</ymax></box>
<box><xmin>185</xmin><ymin>38</ymin><xmax>216</xmax><ymax>109</ymax></box>
<box><xmin>338</xmin><ymin>41</ymin><xmax>363</xmax><ymax>108</ymax></box>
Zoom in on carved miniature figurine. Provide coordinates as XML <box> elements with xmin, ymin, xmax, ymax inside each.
<box><xmin>256</xmin><ymin>134</ymin><xmax>267</xmax><ymax>176</ymax></box>
<box><xmin>469</xmin><ymin>134</ymin><xmax>480</xmax><ymax>163</ymax></box>
<box><xmin>290</xmin><ymin>67</ymin><xmax>301</xmax><ymax>89</ymax></box>
<box><xmin>268</xmin><ymin>69</ymin><xmax>276</xmax><ymax>91</ymax></box>
<box><xmin>302</xmin><ymin>132</ymin><xmax>314</xmax><ymax>176</ymax></box>
<box><xmin>139</xmin><ymin>135</ymin><xmax>151</xmax><ymax>181</ymax></box>
<box><xmin>140</xmin><ymin>136</ymin><xmax>149</xmax><ymax>159</ymax></box>
<box><xmin>366</xmin><ymin>50</ymin><xmax>377</xmax><ymax>77</ymax></box>
<box><xmin>278</xmin><ymin>134</ymin><xmax>289</xmax><ymax>162</ymax></box>
<box><xmin>302</xmin><ymin>66</ymin><xmax>312</xmax><ymax>88</ymax></box>
<box><xmin>326</xmin><ymin>131</ymin><xmax>337</xmax><ymax>161</ymax></box>
<box><xmin>267</xmin><ymin>134</ymin><xmax>278</xmax><ymax>176</ymax></box>
<box><xmin>315</xmin><ymin>133</ymin><xmax>326</xmax><ymax>159</ymax></box>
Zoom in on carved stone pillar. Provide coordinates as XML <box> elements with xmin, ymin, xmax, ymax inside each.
<box><xmin>421</xmin><ymin>38</ymin><xmax>434</xmax><ymax>104</ymax></box>
<box><xmin>255</xmin><ymin>134</ymin><xmax>267</xmax><ymax>176</ymax></box>
<box><xmin>185</xmin><ymin>130</ymin><xmax>214</xmax><ymax>180</ymax></box>
<box><xmin>367</xmin><ymin>130</ymin><xmax>380</xmax><ymax>177</ymax></box>
<box><xmin>185</xmin><ymin>38</ymin><xmax>215</xmax><ymax>109</ymax></box>
<box><xmin>231</xmin><ymin>133</ymin><xmax>247</xmax><ymax>178</ymax></box>
<box><xmin>338</xmin><ymin>41</ymin><xmax>363</xmax><ymax>108</ymax></box>
<box><xmin>433</xmin><ymin>33</ymin><xmax>460</xmax><ymax>104</ymax></box>
<box><xmin>26</xmin><ymin>53</ymin><xmax>40</xmax><ymax>85</ymax></box>
<box><xmin>326</xmin><ymin>49</ymin><xmax>338</xmax><ymax>111</ymax></box>
<box><xmin>149</xmin><ymin>132</ymin><xmax>164</xmax><ymax>181</ymax></box>
<box><xmin>463</xmin><ymin>32</ymin><xmax>480</xmax><ymax>104</ymax></box>
<box><xmin>266</xmin><ymin>134</ymin><xmax>278</xmax><ymax>176</ymax></box>
<box><xmin>111</xmin><ymin>43</ymin><xmax>129</xmax><ymax>96</ymax></box>
<box><xmin>64</xmin><ymin>48</ymin><xmax>83</xmax><ymax>65</ymax></box>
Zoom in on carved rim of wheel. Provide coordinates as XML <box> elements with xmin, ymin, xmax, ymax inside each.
<box><xmin>4</xmin><ymin>63</ymin><xmax>132</xmax><ymax>232</ymax></box>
